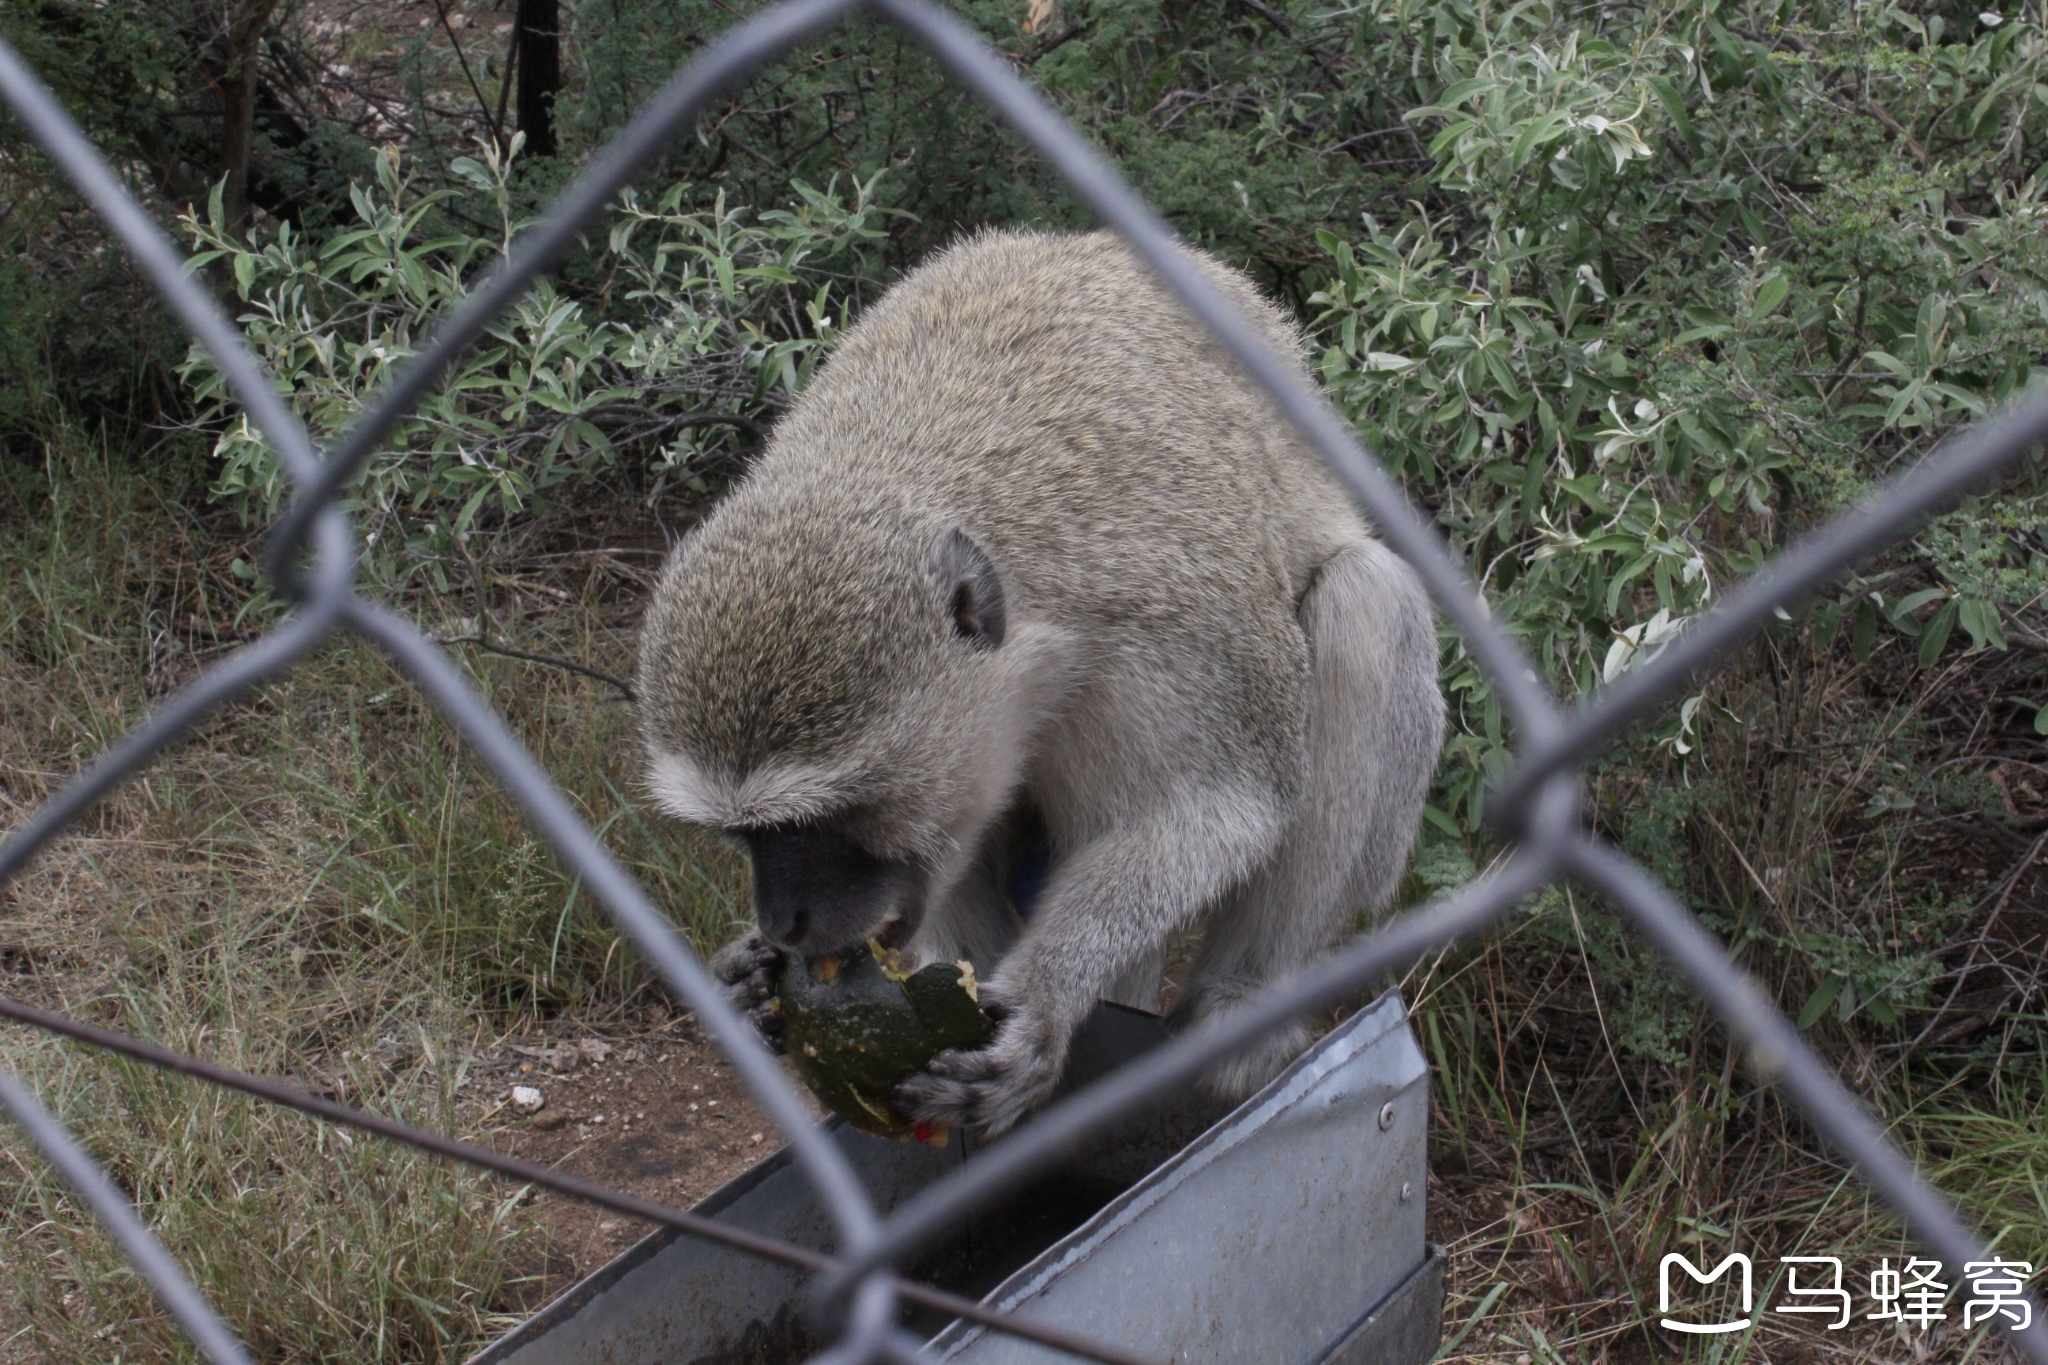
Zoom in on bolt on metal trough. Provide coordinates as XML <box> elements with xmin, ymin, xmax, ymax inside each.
<box><xmin>469</xmin><ymin>992</ymin><xmax>1441</xmax><ymax>1365</ymax></box>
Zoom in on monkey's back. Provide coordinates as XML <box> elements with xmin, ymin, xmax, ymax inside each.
<box><xmin>756</xmin><ymin>230</ymin><xmax>1364</xmax><ymax>627</ymax></box>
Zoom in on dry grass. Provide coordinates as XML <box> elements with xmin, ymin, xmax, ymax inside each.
<box><xmin>1404</xmin><ymin>623</ymin><xmax>2048</xmax><ymax>1364</ymax></box>
<box><xmin>0</xmin><ymin>435</ymin><xmax>742</xmax><ymax>1362</ymax></box>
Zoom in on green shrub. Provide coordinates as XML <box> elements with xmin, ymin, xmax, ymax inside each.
<box><xmin>177</xmin><ymin>139</ymin><xmax>896</xmax><ymax>586</ymax></box>
<box><xmin>563</xmin><ymin>0</ymin><xmax>1456</xmax><ymax>289</ymax></box>
<box><xmin>1310</xmin><ymin>0</ymin><xmax>2048</xmax><ymax>835</ymax></box>
<box><xmin>1280</xmin><ymin>0</ymin><xmax>2048</xmax><ymax>1067</ymax></box>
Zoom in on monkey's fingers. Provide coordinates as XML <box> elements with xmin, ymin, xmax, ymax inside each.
<box><xmin>927</xmin><ymin>1046</ymin><xmax>1004</xmax><ymax>1083</ymax></box>
<box><xmin>895</xmin><ymin>1056</ymin><xmax>986</xmax><ymax>1128</ymax></box>
<box><xmin>897</xmin><ymin>1044</ymin><xmax>1050</xmax><ymax>1137</ymax></box>
<box><xmin>748</xmin><ymin>1000</ymin><xmax>786</xmax><ymax>1051</ymax></box>
<box><xmin>709</xmin><ymin>932</ymin><xmax>784</xmax><ymax>987</ymax></box>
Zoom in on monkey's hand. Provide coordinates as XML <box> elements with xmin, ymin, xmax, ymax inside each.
<box><xmin>896</xmin><ymin>982</ymin><xmax>1062</xmax><ymax>1137</ymax></box>
<box><xmin>709</xmin><ymin>930</ymin><xmax>785</xmax><ymax>1053</ymax></box>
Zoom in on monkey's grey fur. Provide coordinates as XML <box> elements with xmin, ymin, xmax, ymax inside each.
<box><xmin>637</xmin><ymin>229</ymin><xmax>1443</xmax><ymax>1137</ymax></box>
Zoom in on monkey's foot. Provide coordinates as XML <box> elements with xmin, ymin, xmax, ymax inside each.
<box><xmin>709</xmin><ymin>930</ymin><xmax>786</xmax><ymax>1052</ymax></box>
<box><xmin>1194</xmin><ymin>1020</ymin><xmax>1309</xmax><ymax>1103</ymax></box>
<box><xmin>1169</xmin><ymin>985</ymin><xmax>1311</xmax><ymax>1104</ymax></box>
<box><xmin>897</xmin><ymin>1007</ymin><xmax>1062</xmax><ymax>1138</ymax></box>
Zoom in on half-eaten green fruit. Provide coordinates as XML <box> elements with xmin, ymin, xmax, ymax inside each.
<box><xmin>777</xmin><ymin>941</ymin><xmax>996</xmax><ymax>1142</ymax></box>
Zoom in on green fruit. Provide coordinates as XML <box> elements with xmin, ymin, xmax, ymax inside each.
<box><xmin>778</xmin><ymin>941</ymin><xmax>996</xmax><ymax>1139</ymax></box>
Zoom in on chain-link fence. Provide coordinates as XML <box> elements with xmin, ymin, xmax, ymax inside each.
<box><xmin>2</xmin><ymin>2</ymin><xmax>2045</xmax><ymax>1362</ymax></box>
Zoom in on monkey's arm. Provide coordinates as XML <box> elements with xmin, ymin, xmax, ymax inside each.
<box><xmin>898</xmin><ymin>786</ymin><xmax>1284</xmax><ymax>1136</ymax></box>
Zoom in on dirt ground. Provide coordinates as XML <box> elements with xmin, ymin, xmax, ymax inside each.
<box><xmin>462</xmin><ymin>1006</ymin><xmax>814</xmax><ymax>1320</ymax></box>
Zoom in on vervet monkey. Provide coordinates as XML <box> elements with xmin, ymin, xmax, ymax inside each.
<box><xmin>637</xmin><ymin>229</ymin><xmax>1442</xmax><ymax>1137</ymax></box>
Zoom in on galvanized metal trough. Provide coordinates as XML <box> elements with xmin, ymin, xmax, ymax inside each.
<box><xmin>469</xmin><ymin>991</ymin><xmax>1441</xmax><ymax>1365</ymax></box>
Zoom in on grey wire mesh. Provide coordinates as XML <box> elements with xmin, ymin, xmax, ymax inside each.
<box><xmin>2</xmin><ymin>2</ymin><xmax>2046</xmax><ymax>1362</ymax></box>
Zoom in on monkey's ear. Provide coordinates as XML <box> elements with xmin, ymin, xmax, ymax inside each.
<box><xmin>933</xmin><ymin>527</ymin><xmax>1006</xmax><ymax>650</ymax></box>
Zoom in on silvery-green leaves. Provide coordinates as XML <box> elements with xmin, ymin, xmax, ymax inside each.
<box><xmin>179</xmin><ymin>143</ymin><xmax>893</xmax><ymax>586</ymax></box>
<box><xmin>1313</xmin><ymin>0</ymin><xmax>2048</xmax><ymax>830</ymax></box>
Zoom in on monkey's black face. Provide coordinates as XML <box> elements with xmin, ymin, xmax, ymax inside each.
<box><xmin>739</xmin><ymin>823</ymin><xmax>927</xmax><ymax>954</ymax></box>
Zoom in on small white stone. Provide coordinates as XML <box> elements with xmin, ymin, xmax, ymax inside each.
<box><xmin>510</xmin><ymin>1086</ymin><xmax>545</xmax><ymax>1115</ymax></box>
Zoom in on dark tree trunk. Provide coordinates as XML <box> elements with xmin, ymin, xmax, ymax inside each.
<box><xmin>220</xmin><ymin>0</ymin><xmax>282</xmax><ymax>234</ymax></box>
<box><xmin>514</xmin><ymin>0</ymin><xmax>560</xmax><ymax>158</ymax></box>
